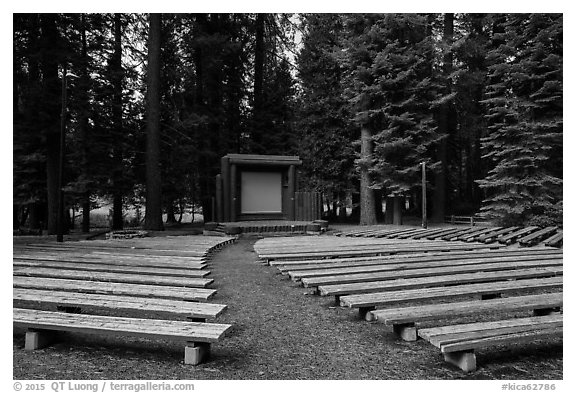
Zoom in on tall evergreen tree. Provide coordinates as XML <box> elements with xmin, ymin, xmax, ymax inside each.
<box><xmin>144</xmin><ymin>13</ymin><xmax>164</xmax><ymax>230</ymax></box>
<box><xmin>339</xmin><ymin>14</ymin><xmax>443</xmax><ymax>224</ymax></box>
<box><xmin>296</xmin><ymin>14</ymin><xmax>355</xmax><ymax>219</ymax></box>
<box><xmin>479</xmin><ymin>13</ymin><xmax>562</xmax><ymax>226</ymax></box>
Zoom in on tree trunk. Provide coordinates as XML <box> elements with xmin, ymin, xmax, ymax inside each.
<box><xmin>359</xmin><ymin>126</ymin><xmax>377</xmax><ymax>225</ymax></box>
<box><xmin>144</xmin><ymin>13</ymin><xmax>164</xmax><ymax>231</ymax></box>
<box><xmin>40</xmin><ymin>14</ymin><xmax>61</xmax><ymax>235</ymax></box>
<box><xmin>80</xmin><ymin>14</ymin><xmax>91</xmax><ymax>233</ymax></box>
<box><xmin>431</xmin><ymin>13</ymin><xmax>454</xmax><ymax>222</ymax></box>
<box><xmin>14</xmin><ymin>204</ymin><xmax>21</xmax><ymax>230</ymax></box>
<box><xmin>393</xmin><ymin>196</ymin><xmax>403</xmax><ymax>225</ymax></box>
<box><xmin>384</xmin><ymin>197</ymin><xmax>394</xmax><ymax>224</ymax></box>
<box><xmin>252</xmin><ymin>13</ymin><xmax>265</xmax><ymax>151</ymax></box>
<box><xmin>111</xmin><ymin>13</ymin><xmax>124</xmax><ymax>230</ymax></box>
<box><xmin>166</xmin><ymin>198</ymin><xmax>177</xmax><ymax>224</ymax></box>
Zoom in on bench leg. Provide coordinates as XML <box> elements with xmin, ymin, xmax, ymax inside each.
<box><xmin>444</xmin><ymin>350</ymin><xmax>477</xmax><ymax>372</ymax></box>
<box><xmin>334</xmin><ymin>295</ymin><xmax>341</xmax><ymax>306</ymax></box>
<box><xmin>187</xmin><ymin>317</ymin><xmax>207</xmax><ymax>323</ymax></box>
<box><xmin>25</xmin><ymin>330</ymin><xmax>58</xmax><ymax>350</ymax></box>
<box><xmin>358</xmin><ymin>306</ymin><xmax>376</xmax><ymax>320</ymax></box>
<box><xmin>392</xmin><ymin>323</ymin><xmax>418</xmax><ymax>342</ymax></box>
<box><xmin>57</xmin><ymin>306</ymin><xmax>82</xmax><ymax>313</ymax></box>
<box><xmin>184</xmin><ymin>342</ymin><xmax>211</xmax><ymax>365</ymax></box>
<box><xmin>534</xmin><ymin>307</ymin><xmax>561</xmax><ymax>316</ymax></box>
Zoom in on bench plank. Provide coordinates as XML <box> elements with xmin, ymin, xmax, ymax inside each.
<box><xmin>13</xmin><ymin>276</ymin><xmax>217</xmax><ymax>302</ymax></box>
<box><xmin>13</xmin><ymin>288</ymin><xmax>227</xmax><ymax>319</ymax></box>
<box><xmin>12</xmin><ymin>260</ymin><xmax>210</xmax><ymax>278</ymax></box>
<box><xmin>13</xmin><ymin>308</ymin><xmax>231</xmax><ymax>342</ymax></box>
<box><xmin>419</xmin><ymin>314</ymin><xmax>563</xmax><ymax>347</ymax></box>
<box><xmin>260</xmin><ymin>243</ymin><xmax>504</xmax><ymax>261</ymax></box>
<box><xmin>340</xmin><ymin>276</ymin><xmax>563</xmax><ymax>308</ymax></box>
<box><xmin>367</xmin><ymin>292</ymin><xmax>563</xmax><ymax>324</ymax></box>
<box><xmin>289</xmin><ymin>255</ymin><xmax>562</xmax><ymax>281</ymax></box>
<box><xmin>318</xmin><ymin>266</ymin><xmax>562</xmax><ymax>297</ymax></box>
<box><xmin>301</xmin><ymin>259</ymin><xmax>562</xmax><ymax>288</ymax></box>
<box><xmin>439</xmin><ymin>327</ymin><xmax>563</xmax><ymax>354</ymax></box>
<box><xmin>273</xmin><ymin>248</ymin><xmax>562</xmax><ymax>271</ymax></box>
<box><xmin>13</xmin><ymin>267</ymin><xmax>214</xmax><ymax>288</ymax></box>
<box><xmin>518</xmin><ymin>227</ymin><xmax>558</xmax><ymax>246</ymax></box>
<box><xmin>498</xmin><ymin>227</ymin><xmax>540</xmax><ymax>244</ymax></box>
<box><xmin>13</xmin><ymin>254</ymin><xmax>206</xmax><ymax>270</ymax></box>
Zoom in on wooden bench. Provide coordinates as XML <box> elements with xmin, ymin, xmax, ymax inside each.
<box><xmin>12</xmin><ymin>260</ymin><xmax>210</xmax><ymax>278</ymax></box>
<box><xmin>13</xmin><ymin>253</ymin><xmax>207</xmax><ymax>270</ymax></box>
<box><xmin>518</xmin><ymin>227</ymin><xmax>558</xmax><ymax>247</ymax></box>
<box><xmin>300</xmin><ymin>258</ymin><xmax>562</xmax><ymax>288</ymax></box>
<box><xmin>272</xmin><ymin>248</ymin><xmax>562</xmax><ymax>272</ymax></box>
<box><xmin>13</xmin><ymin>267</ymin><xmax>214</xmax><ymax>288</ymax></box>
<box><xmin>13</xmin><ymin>288</ymin><xmax>227</xmax><ymax>322</ymax></box>
<box><xmin>18</xmin><ymin>244</ymin><xmax>209</xmax><ymax>258</ymax></box>
<box><xmin>418</xmin><ymin>314</ymin><xmax>563</xmax><ymax>372</ymax></box>
<box><xmin>544</xmin><ymin>232</ymin><xmax>563</xmax><ymax>248</ymax></box>
<box><xmin>13</xmin><ymin>308</ymin><xmax>231</xmax><ymax>365</ymax></box>
<box><xmin>318</xmin><ymin>266</ymin><xmax>562</xmax><ymax>301</ymax></box>
<box><xmin>410</xmin><ymin>228</ymin><xmax>456</xmax><ymax>240</ymax></box>
<box><xmin>340</xmin><ymin>276</ymin><xmax>563</xmax><ymax>318</ymax></box>
<box><xmin>366</xmin><ymin>292</ymin><xmax>562</xmax><ymax>341</ymax></box>
<box><xmin>260</xmin><ymin>243</ymin><xmax>504</xmax><ymax>263</ymax></box>
<box><xmin>498</xmin><ymin>227</ymin><xmax>539</xmax><ymax>245</ymax></box>
<box><xmin>457</xmin><ymin>227</ymin><xmax>502</xmax><ymax>242</ymax></box>
<box><xmin>288</xmin><ymin>254</ymin><xmax>562</xmax><ymax>281</ymax></box>
<box><xmin>13</xmin><ymin>276</ymin><xmax>217</xmax><ymax>302</ymax></box>
<box><xmin>476</xmin><ymin>227</ymin><xmax>520</xmax><ymax>243</ymax></box>
<box><xmin>425</xmin><ymin>228</ymin><xmax>465</xmax><ymax>240</ymax></box>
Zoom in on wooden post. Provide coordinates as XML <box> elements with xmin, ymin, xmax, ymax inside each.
<box><xmin>422</xmin><ymin>162</ymin><xmax>427</xmax><ymax>229</ymax></box>
<box><xmin>221</xmin><ymin>157</ymin><xmax>230</xmax><ymax>222</ymax></box>
<box><xmin>287</xmin><ymin>165</ymin><xmax>296</xmax><ymax>220</ymax></box>
<box><xmin>230</xmin><ymin>164</ymin><xmax>237</xmax><ymax>222</ymax></box>
<box><xmin>393</xmin><ymin>196</ymin><xmax>403</xmax><ymax>225</ymax></box>
<box><xmin>215</xmin><ymin>174</ymin><xmax>223</xmax><ymax>222</ymax></box>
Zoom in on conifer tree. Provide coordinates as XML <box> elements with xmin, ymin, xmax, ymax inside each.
<box><xmin>479</xmin><ymin>13</ymin><xmax>562</xmax><ymax>226</ymax></box>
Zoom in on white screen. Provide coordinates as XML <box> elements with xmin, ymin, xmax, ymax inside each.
<box><xmin>240</xmin><ymin>171</ymin><xmax>282</xmax><ymax>214</ymax></box>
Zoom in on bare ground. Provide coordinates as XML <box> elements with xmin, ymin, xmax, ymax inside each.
<box><xmin>13</xmin><ymin>236</ymin><xmax>562</xmax><ymax>380</ymax></box>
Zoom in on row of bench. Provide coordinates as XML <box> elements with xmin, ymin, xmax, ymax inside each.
<box><xmin>255</xmin><ymin>236</ymin><xmax>506</xmax><ymax>264</ymax></box>
<box><xmin>13</xmin><ymin>236</ymin><xmax>235</xmax><ymax>365</ymax></box>
<box><xmin>256</xmin><ymin>236</ymin><xmax>563</xmax><ymax>372</ymax></box>
<box><xmin>336</xmin><ymin>225</ymin><xmax>562</xmax><ymax>248</ymax></box>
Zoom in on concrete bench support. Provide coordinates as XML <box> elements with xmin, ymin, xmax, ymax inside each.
<box><xmin>358</xmin><ymin>306</ymin><xmax>375</xmax><ymax>320</ymax></box>
<box><xmin>393</xmin><ymin>323</ymin><xmax>418</xmax><ymax>342</ymax></box>
<box><xmin>184</xmin><ymin>342</ymin><xmax>211</xmax><ymax>365</ymax></box>
<box><xmin>25</xmin><ymin>329</ymin><xmax>58</xmax><ymax>350</ymax></box>
<box><xmin>443</xmin><ymin>350</ymin><xmax>476</xmax><ymax>372</ymax></box>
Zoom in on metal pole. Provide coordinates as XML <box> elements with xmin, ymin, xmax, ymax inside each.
<box><xmin>57</xmin><ymin>64</ymin><xmax>67</xmax><ymax>242</ymax></box>
<box><xmin>421</xmin><ymin>162</ymin><xmax>427</xmax><ymax>229</ymax></box>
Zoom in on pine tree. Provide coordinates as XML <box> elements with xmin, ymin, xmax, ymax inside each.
<box><xmin>479</xmin><ymin>13</ymin><xmax>562</xmax><ymax>226</ymax></box>
<box><xmin>339</xmin><ymin>14</ymin><xmax>443</xmax><ymax>224</ymax></box>
<box><xmin>296</xmin><ymin>14</ymin><xmax>356</xmax><ymax>220</ymax></box>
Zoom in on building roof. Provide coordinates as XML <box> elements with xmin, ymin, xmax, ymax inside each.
<box><xmin>223</xmin><ymin>154</ymin><xmax>302</xmax><ymax>166</ymax></box>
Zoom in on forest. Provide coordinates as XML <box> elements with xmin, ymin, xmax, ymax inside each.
<box><xmin>13</xmin><ymin>13</ymin><xmax>563</xmax><ymax>234</ymax></box>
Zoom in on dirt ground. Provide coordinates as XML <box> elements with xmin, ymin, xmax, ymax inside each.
<box><xmin>13</xmin><ymin>236</ymin><xmax>563</xmax><ymax>380</ymax></box>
